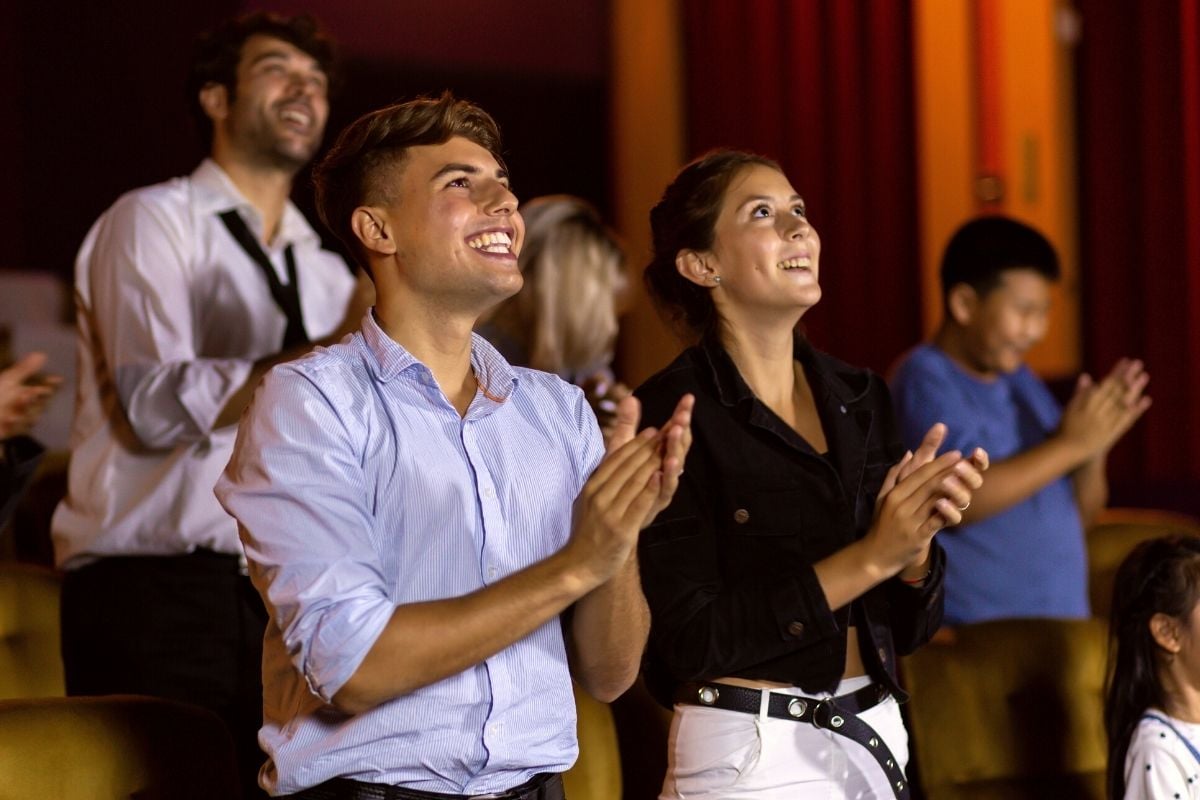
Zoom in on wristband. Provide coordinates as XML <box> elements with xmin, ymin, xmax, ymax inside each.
<box><xmin>899</xmin><ymin>569</ymin><xmax>931</xmax><ymax>587</ymax></box>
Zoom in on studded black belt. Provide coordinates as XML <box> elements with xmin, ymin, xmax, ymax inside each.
<box><xmin>674</xmin><ymin>681</ymin><xmax>910</xmax><ymax>800</ymax></box>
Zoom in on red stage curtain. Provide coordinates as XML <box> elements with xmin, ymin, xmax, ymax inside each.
<box><xmin>1076</xmin><ymin>1</ymin><xmax>1200</xmax><ymax>504</ymax></box>
<box><xmin>680</xmin><ymin>0</ymin><xmax>922</xmax><ymax>375</ymax></box>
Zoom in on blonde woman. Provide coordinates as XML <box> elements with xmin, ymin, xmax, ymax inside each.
<box><xmin>481</xmin><ymin>195</ymin><xmax>629</xmax><ymax>437</ymax></box>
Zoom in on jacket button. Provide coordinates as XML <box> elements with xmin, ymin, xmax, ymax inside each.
<box><xmin>733</xmin><ymin>508</ymin><xmax>750</xmax><ymax>523</ymax></box>
<box><xmin>787</xmin><ymin>621</ymin><xmax>805</xmax><ymax>637</ymax></box>
<box><xmin>878</xmin><ymin>647</ymin><xmax>888</xmax><ymax>663</ymax></box>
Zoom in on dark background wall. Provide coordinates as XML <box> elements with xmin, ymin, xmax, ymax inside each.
<box><xmin>1</xmin><ymin>0</ymin><xmax>610</xmax><ymax>279</ymax></box>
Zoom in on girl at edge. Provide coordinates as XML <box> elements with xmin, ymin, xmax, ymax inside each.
<box><xmin>634</xmin><ymin>150</ymin><xmax>988</xmax><ymax>799</ymax></box>
<box><xmin>1106</xmin><ymin>534</ymin><xmax>1200</xmax><ymax>799</ymax></box>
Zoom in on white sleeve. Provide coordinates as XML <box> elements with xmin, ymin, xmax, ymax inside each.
<box><xmin>83</xmin><ymin>194</ymin><xmax>253</xmax><ymax>448</ymax></box>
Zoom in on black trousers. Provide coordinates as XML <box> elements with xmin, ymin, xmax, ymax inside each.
<box><xmin>61</xmin><ymin>550</ymin><xmax>269</xmax><ymax>800</ymax></box>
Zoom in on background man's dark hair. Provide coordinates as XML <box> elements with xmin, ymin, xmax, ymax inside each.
<box><xmin>940</xmin><ymin>215</ymin><xmax>1061</xmax><ymax>310</ymax></box>
<box><xmin>312</xmin><ymin>92</ymin><xmax>505</xmax><ymax>276</ymax></box>
<box><xmin>186</xmin><ymin>12</ymin><xmax>338</xmax><ymax>147</ymax></box>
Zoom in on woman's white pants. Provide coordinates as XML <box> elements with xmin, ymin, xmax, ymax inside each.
<box><xmin>659</xmin><ymin>676</ymin><xmax>910</xmax><ymax>800</ymax></box>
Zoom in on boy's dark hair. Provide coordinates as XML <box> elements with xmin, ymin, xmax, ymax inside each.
<box><xmin>940</xmin><ymin>216</ymin><xmax>1061</xmax><ymax>310</ymax></box>
<box><xmin>186</xmin><ymin>12</ymin><xmax>337</xmax><ymax>146</ymax></box>
<box><xmin>312</xmin><ymin>92</ymin><xmax>505</xmax><ymax>275</ymax></box>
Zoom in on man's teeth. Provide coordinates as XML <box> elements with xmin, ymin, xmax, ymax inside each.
<box><xmin>467</xmin><ymin>232</ymin><xmax>513</xmax><ymax>253</ymax></box>
<box><xmin>779</xmin><ymin>256</ymin><xmax>812</xmax><ymax>270</ymax></box>
<box><xmin>281</xmin><ymin>109</ymin><xmax>311</xmax><ymax>126</ymax></box>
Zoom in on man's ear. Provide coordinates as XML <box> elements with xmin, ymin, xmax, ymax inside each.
<box><xmin>198</xmin><ymin>82</ymin><xmax>229</xmax><ymax>124</ymax></box>
<box><xmin>676</xmin><ymin>250</ymin><xmax>719</xmax><ymax>288</ymax></box>
<box><xmin>1150</xmin><ymin>612</ymin><xmax>1183</xmax><ymax>654</ymax></box>
<box><xmin>947</xmin><ymin>283</ymin><xmax>979</xmax><ymax>326</ymax></box>
<box><xmin>351</xmin><ymin>207</ymin><xmax>396</xmax><ymax>256</ymax></box>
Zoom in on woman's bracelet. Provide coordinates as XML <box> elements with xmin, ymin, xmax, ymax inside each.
<box><xmin>899</xmin><ymin>568</ymin><xmax>932</xmax><ymax>587</ymax></box>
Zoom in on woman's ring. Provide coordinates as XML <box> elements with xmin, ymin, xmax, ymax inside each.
<box><xmin>958</xmin><ymin>501</ymin><xmax>971</xmax><ymax>512</ymax></box>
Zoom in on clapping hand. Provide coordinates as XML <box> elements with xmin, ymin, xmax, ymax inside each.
<box><xmin>0</xmin><ymin>352</ymin><xmax>61</xmax><ymax>439</ymax></box>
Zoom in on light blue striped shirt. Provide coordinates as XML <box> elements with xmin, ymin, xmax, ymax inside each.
<box><xmin>215</xmin><ymin>312</ymin><xmax>604</xmax><ymax>795</ymax></box>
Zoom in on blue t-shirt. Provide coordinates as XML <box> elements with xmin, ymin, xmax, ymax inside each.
<box><xmin>889</xmin><ymin>344</ymin><xmax>1088</xmax><ymax>625</ymax></box>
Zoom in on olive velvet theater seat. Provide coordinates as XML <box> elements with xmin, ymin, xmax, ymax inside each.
<box><xmin>902</xmin><ymin>617</ymin><xmax>1108</xmax><ymax>800</ymax></box>
<box><xmin>0</xmin><ymin>695</ymin><xmax>239</xmax><ymax>799</ymax></box>
<box><xmin>562</xmin><ymin>682</ymin><xmax>622</xmax><ymax>800</ymax></box>
<box><xmin>1087</xmin><ymin>507</ymin><xmax>1200</xmax><ymax>619</ymax></box>
<box><xmin>0</xmin><ymin>561</ymin><xmax>64</xmax><ymax>699</ymax></box>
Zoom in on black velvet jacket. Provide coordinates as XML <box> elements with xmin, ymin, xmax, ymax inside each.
<box><xmin>635</xmin><ymin>335</ymin><xmax>945</xmax><ymax>703</ymax></box>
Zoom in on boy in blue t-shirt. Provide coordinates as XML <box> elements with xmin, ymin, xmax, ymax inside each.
<box><xmin>890</xmin><ymin>216</ymin><xmax>1151</xmax><ymax>625</ymax></box>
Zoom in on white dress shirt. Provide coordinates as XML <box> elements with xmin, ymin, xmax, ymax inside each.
<box><xmin>52</xmin><ymin>159</ymin><xmax>355</xmax><ymax>569</ymax></box>
<box><xmin>215</xmin><ymin>316</ymin><xmax>604</xmax><ymax>795</ymax></box>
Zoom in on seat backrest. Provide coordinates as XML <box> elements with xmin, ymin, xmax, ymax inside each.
<box><xmin>902</xmin><ymin>617</ymin><xmax>1108</xmax><ymax>800</ymax></box>
<box><xmin>1088</xmin><ymin>508</ymin><xmax>1200</xmax><ymax>619</ymax></box>
<box><xmin>610</xmin><ymin>676</ymin><xmax>673</xmax><ymax>800</ymax></box>
<box><xmin>0</xmin><ymin>695</ymin><xmax>239</xmax><ymax>800</ymax></box>
<box><xmin>0</xmin><ymin>562</ymin><xmax>64</xmax><ymax>698</ymax></box>
<box><xmin>563</xmin><ymin>682</ymin><xmax>622</xmax><ymax>800</ymax></box>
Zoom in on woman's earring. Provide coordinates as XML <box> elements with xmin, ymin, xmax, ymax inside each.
<box><xmin>712</xmin><ymin>275</ymin><xmax>722</xmax><ymax>286</ymax></box>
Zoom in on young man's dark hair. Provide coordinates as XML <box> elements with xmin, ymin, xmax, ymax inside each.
<box><xmin>940</xmin><ymin>215</ymin><xmax>1061</xmax><ymax>311</ymax></box>
<box><xmin>186</xmin><ymin>12</ymin><xmax>337</xmax><ymax>145</ymax></box>
<box><xmin>312</xmin><ymin>91</ymin><xmax>505</xmax><ymax>274</ymax></box>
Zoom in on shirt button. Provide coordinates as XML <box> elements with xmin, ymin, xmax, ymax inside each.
<box><xmin>787</xmin><ymin>621</ymin><xmax>805</xmax><ymax>637</ymax></box>
<box><xmin>733</xmin><ymin>508</ymin><xmax>750</xmax><ymax>524</ymax></box>
<box><xmin>487</xmin><ymin>566</ymin><xmax>498</xmax><ymax>579</ymax></box>
<box><xmin>483</xmin><ymin>487</ymin><xmax>495</xmax><ymax>499</ymax></box>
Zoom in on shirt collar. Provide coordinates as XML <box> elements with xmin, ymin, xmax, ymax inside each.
<box><xmin>360</xmin><ymin>311</ymin><xmax>520</xmax><ymax>402</ymax></box>
<box><xmin>699</xmin><ymin>330</ymin><xmax>873</xmax><ymax>410</ymax></box>
<box><xmin>191</xmin><ymin>158</ymin><xmax>320</xmax><ymax>250</ymax></box>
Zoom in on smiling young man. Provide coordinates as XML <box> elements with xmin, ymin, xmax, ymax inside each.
<box><xmin>890</xmin><ymin>215</ymin><xmax>1151</xmax><ymax>626</ymax></box>
<box><xmin>215</xmin><ymin>94</ymin><xmax>693</xmax><ymax>799</ymax></box>
<box><xmin>52</xmin><ymin>13</ymin><xmax>366</xmax><ymax>798</ymax></box>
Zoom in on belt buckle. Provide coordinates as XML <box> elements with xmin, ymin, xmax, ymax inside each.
<box><xmin>811</xmin><ymin>698</ymin><xmax>846</xmax><ymax>730</ymax></box>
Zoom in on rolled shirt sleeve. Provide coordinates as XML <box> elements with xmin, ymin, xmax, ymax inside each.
<box><xmin>85</xmin><ymin>194</ymin><xmax>256</xmax><ymax>449</ymax></box>
<box><xmin>216</xmin><ymin>363</ymin><xmax>392</xmax><ymax>702</ymax></box>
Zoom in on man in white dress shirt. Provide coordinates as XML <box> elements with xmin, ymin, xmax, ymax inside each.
<box><xmin>51</xmin><ymin>12</ymin><xmax>365</xmax><ymax>797</ymax></box>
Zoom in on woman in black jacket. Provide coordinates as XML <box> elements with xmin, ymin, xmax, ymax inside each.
<box><xmin>635</xmin><ymin>150</ymin><xmax>988</xmax><ymax>799</ymax></box>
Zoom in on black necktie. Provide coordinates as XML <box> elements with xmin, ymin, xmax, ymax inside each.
<box><xmin>218</xmin><ymin>210</ymin><xmax>310</xmax><ymax>349</ymax></box>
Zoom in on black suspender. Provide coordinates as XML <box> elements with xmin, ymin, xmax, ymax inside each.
<box><xmin>218</xmin><ymin>210</ymin><xmax>310</xmax><ymax>349</ymax></box>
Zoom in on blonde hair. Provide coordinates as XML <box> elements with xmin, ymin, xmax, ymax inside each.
<box><xmin>490</xmin><ymin>196</ymin><xmax>626</xmax><ymax>377</ymax></box>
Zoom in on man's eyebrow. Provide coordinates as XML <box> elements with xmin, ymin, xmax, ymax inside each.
<box><xmin>247</xmin><ymin>49</ymin><xmax>325</xmax><ymax>75</ymax></box>
<box><xmin>248</xmin><ymin>50</ymin><xmax>294</xmax><ymax>67</ymax></box>
<box><xmin>430</xmin><ymin>163</ymin><xmax>511</xmax><ymax>183</ymax></box>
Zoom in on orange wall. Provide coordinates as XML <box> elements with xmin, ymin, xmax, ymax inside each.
<box><xmin>914</xmin><ymin>0</ymin><xmax>1081</xmax><ymax>377</ymax></box>
<box><xmin>610</xmin><ymin>0</ymin><xmax>686</xmax><ymax>386</ymax></box>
